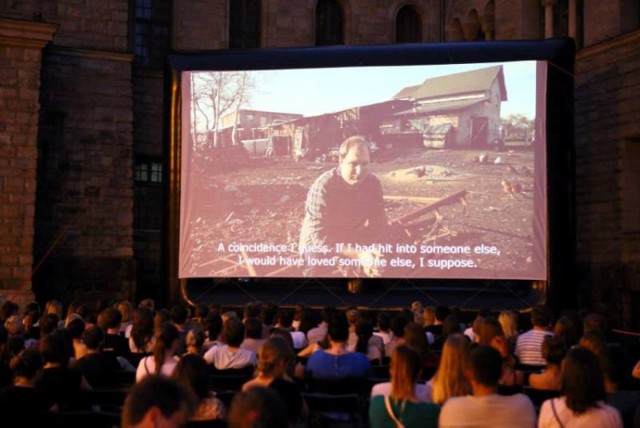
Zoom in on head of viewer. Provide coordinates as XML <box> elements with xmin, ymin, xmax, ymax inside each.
<box><xmin>338</xmin><ymin>136</ymin><xmax>371</xmax><ymax>186</ymax></box>
<box><xmin>467</xmin><ymin>344</ymin><xmax>503</xmax><ymax>388</ymax></box>
<box><xmin>122</xmin><ymin>375</ymin><xmax>196</xmax><ymax>428</ymax></box>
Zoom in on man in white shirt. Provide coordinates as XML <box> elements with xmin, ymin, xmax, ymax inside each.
<box><xmin>204</xmin><ymin>318</ymin><xmax>257</xmax><ymax>369</ymax></box>
<box><xmin>439</xmin><ymin>345</ymin><xmax>536</xmax><ymax>428</ymax></box>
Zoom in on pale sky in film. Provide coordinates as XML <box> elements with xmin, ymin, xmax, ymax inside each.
<box><xmin>238</xmin><ymin>61</ymin><xmax>537</xmax><ymax>119</ymax></box>
<box><xmin>191</xmin><ymin>61</ymin><xmax>538</xmax><ymax>122</ymax></box>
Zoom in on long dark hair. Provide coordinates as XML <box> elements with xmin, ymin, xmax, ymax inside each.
<box><xmin>355</xmin><ymin>321</ymin><xmax>373</xmax><ymax>355</ymax></box>
<box><xmin>561</xmin><ymin>347</ymin><xmax>606</xmax><ymax>414</ymax></box>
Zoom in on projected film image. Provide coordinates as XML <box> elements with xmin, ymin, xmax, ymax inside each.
<box><xmin>180</xmin><ymin>61</ymin><xmax>546</xmax><ymax>280</ymax></box>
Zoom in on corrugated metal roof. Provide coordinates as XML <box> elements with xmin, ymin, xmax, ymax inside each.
<box><xmin>395</xmin><ymin>65</ymin><xmax>505</xmax><ymax>102</ymax></box>
<box><xmin>394</xmin><ymin>98</ymin><xmax>485</xmax><ymax>115</ymax></box>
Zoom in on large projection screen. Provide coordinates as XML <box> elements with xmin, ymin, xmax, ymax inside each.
<box><xmin>171</xmin><ymin>41</ymin><xmax>573</xmax><ymax>283</ymax></box>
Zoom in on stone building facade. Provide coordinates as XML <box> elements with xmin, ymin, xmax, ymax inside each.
<box><xmin>0</xmin><ymin>1</ymin><xmax>639</xmax><ymax>328</ymax></box>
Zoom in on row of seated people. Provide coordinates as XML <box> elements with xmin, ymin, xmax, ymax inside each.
<box><xmin>3</xmin><ymin>297</ymin><xmax>640</xmax><ymax>427</ymax></box>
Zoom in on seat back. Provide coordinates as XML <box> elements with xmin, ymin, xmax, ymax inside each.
<box><xmin>523</xmin><ymin>386</ymin><xmax>561</xmax><ymax>411</ymax></box>
<box><xmin>302</xmin><ymin>392</ymin><xmax>365</xmax><ymax>428</ymax></box>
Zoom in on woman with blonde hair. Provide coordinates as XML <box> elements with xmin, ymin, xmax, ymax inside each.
<box><xmin>498</xmin><ymin>310</ymin><xmax>519</xmax><ymax>346</ymax></box>
<box><xmin>430</xmin><ymin>333</ymin><xmax>471</xmax><ymax>405</ymax></box>
<box><xmin>369</xmin><ymin>345</ymin><xmax>440</xmax><ymax>428</ymax></box>
<box><xmin>242</xmin><ymin>336</ymin><xmax>305</xmax><ymax>425</ymax></box>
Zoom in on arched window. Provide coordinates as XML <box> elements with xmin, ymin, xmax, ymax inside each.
<box><xmin>229</xmin><ymin>0</ymin><xmax>261</xmax><ymax>48</ymax></box>
<box><xmin>316</xmin><ymin>0</ymin><xmax>344</xmax><ymax>46</ymax></box>
<box><xmin>396</xmin><ymin>5</ymin><xmax>422</xmax><ymax>43</ymax></box>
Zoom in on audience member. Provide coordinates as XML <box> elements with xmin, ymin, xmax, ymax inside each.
<box><xmin>136</xmin><ymin>321</ymin><xmax>180</xmax><ymax>382</ymax></box>
<box><xmin>228</xmin><ymin>385</ymin><xmax>290</xmax><ymax>428</ymax></box>
<box><xmin>204</xmin><ymin>317</ymin><xmax>257</xmax><ymax>370</ymax></box>
<box><xmin>307</xmin><ymin>306</ymin><xmax>333</xmax><ymax>345</ymax></box>
<box><xmin>305</xmin><ymin>313</ymin><xmax>371</xmax><ymax>379</ymax></box>
<box><xmin>122</xmin><ymin>375</ymin><xmax>196</xmax><ymax>428</ymax></box>
<box><xmin>371</xmin><ymin>345</ymin><xmax>431</xmax><ymax>403</ymax></box>
<box><xmin>430</xmin><ymin>333</ymin><xmax>471</xmax><ymax>405</ymax></box>
<box><xmin>553</xmin><ymin>315</ymin><xmax>580</xmax><ymax>349</ymax></box>
<box><xmin>172</xmin><ymin>353</ymin><xmax>226</xmax><ymax>421</ymax></box>
<box><xmin>425</xmin><ymin>305</ymin><xmax>450</xmax><ymax>348</ymax></box>
<box><xmin>240</xmin><ymin>317</ymin><xmax>266</xmax><ymax>354</ymax></box>
<box><xmin>374</xmin><ymin>311</ymin><xmax>393</xmax><ymax>345</ymax></box>
<box><xmin>0</xmin><ymin>349</ymin><xmax>48</xmax><ymax>425</ymax></box>
<box><xmin>404</xmin><ymin>321</ymin><xmax>439</xmax><ymax>374</ymax></box>
<box><xmin>515</xmin><ymin>304</ymin><xmax>553</xmax><ymax>366</ymax></box>
<box><xmin>118</xmin><ymin>300</ymin><xmax>134</xmax><ymax>338</ymax></box>
<box><xmin>528</xmin><ymin>335</ymin><xmax>567</xmax><ymax>391</ymax></box>
<box><xmin>369</xmin><ymin>345</ymin><xmax>440</xmax><ymax>428</ymax></box>
<box><xmin>243</xmin><ymin>336</ymin><xmax>305</xmax><ymax>425</ymax></box>
<box><xmin>385</xmin><ymin>313</ymin><xmax>409</xmax><ymax>357</ymax></box>
<box><xmin>184</xmin><ymin>327</ymin><xmax>206</xmax><ymax>356</ymax></box>
<box><xmin>73</xmin><ymin>324</ymin><xmax>132</xmax><ymax>388</ymax></box>
<box><xmin>37</xmin><ymin>329</ymin><xmax>91</xmax><ymax>411</ymax></box>
<box><xmin>538</xmin><ymin>347</ymin><xmax>622</xmax><ymax>427</ymax></box>
<box><xmin>439</xmin><ymin>345</ymin><xmax>536</xmax><ymax>427</ymax></box>
<box><xmin>349</xmin><ymin>320</ymin><xmax>383</xmax><ymax>362</ymax></box>
<box><xmin>100</xmin><ymin>307</ymin><xmax>132</xmax><ymax>360</ymax></box>
<box><xmin>129</xmin><ymin>307</ymin><xmax>156</xmax><ymax>355</ymax></box>
<box><xmin>498</xmin><ymin>310</ymin><xmax>519</xmax><ymax>347</ymax></box>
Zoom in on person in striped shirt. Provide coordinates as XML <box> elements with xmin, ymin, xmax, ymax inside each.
<box><xmin>514</xmin><ymin>304</ymin><xmax>553</xmax><ymax>366</ymax></box>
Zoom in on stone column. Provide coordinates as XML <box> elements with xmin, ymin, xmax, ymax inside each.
<box><xmin>0</xmin><ymin>18</ymin><xmax>57</xmax><ymax>309</ymax></box>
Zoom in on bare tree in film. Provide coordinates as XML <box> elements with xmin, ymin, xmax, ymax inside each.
<box><xmin>191</xmin><ymin>71</ymin><xmax>255</xmax><ymax>148</ymax></box>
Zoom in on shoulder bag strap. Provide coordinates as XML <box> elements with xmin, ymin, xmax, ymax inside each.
<box><xmin>383</xmin><ymin>395</ymin><xmax>405</xmax><ymax>428</ymax></box>
<box><xmin>550</xmin><ymin>398</ymin><xmax>565</xmax><ymax>428</ymax></box>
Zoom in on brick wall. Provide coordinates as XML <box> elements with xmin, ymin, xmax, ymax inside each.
<box><xmin>33</xmin><ymin>48</ymin><xmax>135</xmax><ymax>303</ymax></box>
<box><xmin>575</xmin><ymin>30</ymin><xmax>640</xmax><ymax>328</ymax></box>
<box><xmin>0</xmin><ymin>18</ymin><xmax>56</xmax><ymax>309</ymax></box>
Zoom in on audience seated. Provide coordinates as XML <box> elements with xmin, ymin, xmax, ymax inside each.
<box><xmin>538</xmin><ymin>346</ymin><xmax>622</xmax><ymax>427</ymax></box>
<box><xmin>307</xmin><ymin>306</ymin><xmax>334</xmax><ymax>345</ymax></box>
<box><xmin>350</xmin><ymin>320</ymin><xmax>384</xmax><ymax>363</ymax></box>
<box><xmin>37</xmin><ymin>329</ymin><xmax>92</xmax><ymax>411</ymax></box>
<box><xmin>0</xmin><ymin>298</ymin><xmax>636</xmax><ymax>428</ymax></box>
<box><xmin>173</xmin><ymin>353</ymin><xmax>226</xmax><ymax>421</ymax></box>
<box><xmin>204</xmin><ymin>318</ymin><xmax>257</xmax><ymax>370</ymax></box>
<box><xmin>528</xmin><ymin>335</ymin><xmax>567</xmax><ymax>391</ymax></box>
<box><xmin>369</xmin><ymin>345</ymin><xmax>440</xmax><ymax>428</ymax></box>
<box><xmin>242</xmin><ymin>336</ymin><xmax>305</xmax><ymax>425</ymax></box>
<box><xmin>73</xmin><ymin>325</ymin><xmax>134</xmax><ymax>388</ymax></box>
<box><xmin>404</xmin><ymin>321</ymin><xmax>440</xmax><ymax>378</ymax></box>
<box><xmin>439</xmin><ymin>345</ymin><xmax>536</xmax><ymax>427</ymax></box>
<box><xmin>122</xmin><ymin>374</ymin><xmax>196</xmax><ymax>428</ymax></box>
<box><xmin>100</xmin><ymin>307</ymin><xmax>132</xmax><ymax>361</ymax></box>
<box><xmin>430</xmin><ymin>333</ymin><xmax>471</xmax><ymax>405</ymax></box>
<box><xmin>0</xmin><ymin>349</ymin><xmax>49</xmax><ymax>425</ymax></box>
<box><xmin>305</xmin><ymin>312</ymin><xmax>371</xmax><ymax>381</ymax></box>
<box><xmin>515</xmin><ymin>304</ymin><xmax>553</xmax><ymax>366</ymax></box>
<box><xmin>553</xmin><ymin>315</ymin><xmax>580</xmax><ymax>349</ymax></box>
<box><xmin>128</xmin><ymin>307</ymin><xmax>155</xmax><ymax>369</ymax></box>
<box><xmin>374</xmin><ymin>311</ymin><xmax>393</xmax><ymax>345</ymax></box>
<box><xmin>184</xmin><ymin>327</ymin><xmax>206</xmax><ymax>356</ymax></box>
<box><xmin>498</xmin><ymin>310</ymin><xmax>519</xmax><ymax>348</ymax></box>
<box><xmin>425</xmin><ymin>305</ymin><xmax>450</xmax><ymax>350</ymax></box>
<box><xmin>239</xmin><ymin>317</ymin><xmax>265</xmax><ymax>354</ymax></box>
<box><xmin>228</xmin><ymin>385</ymin><xmax>289</xmax><ymax>428</ymax></box>
<box><xmin>384</xmin><ymin>313</ymin><xmax>409</xmax><ymax>357</ymax></box>
<box><xmin>136</xmin><ymin>321</ymin><xmax>180</xmax><ymax>382</ymax></box>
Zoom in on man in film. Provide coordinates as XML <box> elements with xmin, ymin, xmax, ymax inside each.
<box><xmin>298</xmin><ymin>135</ymin><xmax>391</xmax><ymax>277</ymax></box>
